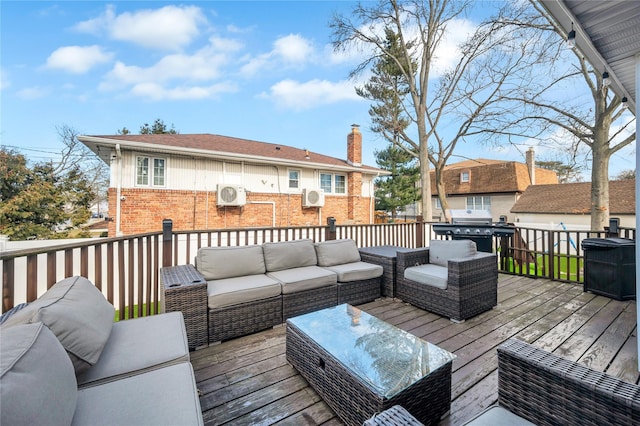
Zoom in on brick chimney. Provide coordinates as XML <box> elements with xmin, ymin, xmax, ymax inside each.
<box><xmin>347</xmin><ymin>124</ymin><xmax>362</xmax><ymax>167</ymax></box>
<box><xmin>526</xmin><ymin>147</ymin><xmax>535</xmax><ymax>185</ymax></box>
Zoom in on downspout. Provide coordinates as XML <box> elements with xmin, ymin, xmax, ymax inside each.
<box><xmin>115</xmin><ymin>144</ymin><xmax>123</xmax><ymax>237</ymax></box>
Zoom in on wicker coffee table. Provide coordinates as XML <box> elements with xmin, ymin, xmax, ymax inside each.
<box><xmin>359</xmin><ymin>246</ymin><xmax>422</xmax><ymax>297</ymax></box>
<box><xmin>286</xmin><ymin>304</ymin><xmax>455</xmax><ymax>426</ymax></box>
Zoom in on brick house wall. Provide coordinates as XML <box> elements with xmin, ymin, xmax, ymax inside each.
<box><xmin>108</xmin><ymin>187</ymin><xmax>372</xmax><ymax>235</ymax></box>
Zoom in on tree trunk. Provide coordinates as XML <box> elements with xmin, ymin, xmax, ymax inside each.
<box><xmin>435</xmin><ymin>169</ymin><xmax>450</xmax><ymax>222</ymax></box>
<box><xmin>590</xmin><ymin>129</ymin><xmax>611</xmax><ymax>231</ymax></box>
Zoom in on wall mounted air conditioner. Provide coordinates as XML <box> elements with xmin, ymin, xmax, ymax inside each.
<box><xmin>217</xmin><ymin>184</ymin><xmax>246</xmax><ymax>207</ymax></box>
<box><xmin>302</xmin><ymin>188</ymin><xmax>324</xmax><ymax>207</ymax></box>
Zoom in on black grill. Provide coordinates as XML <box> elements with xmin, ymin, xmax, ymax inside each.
<box><xmin>432</xmin><ymin>209</ymin><xmax>515</xmax><ymax>253</ymax></box>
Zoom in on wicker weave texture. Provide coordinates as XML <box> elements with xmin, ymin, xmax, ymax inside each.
<box><xmin>359</xmin><ymin>251</ymin><xmax>396</xmax><ymax>297</ymax></box>
<box><xmin>396</xmin><ymin>249</ymin><xmax>497</xmax><ymax>321</ymax></box>
<box><xmin>283</xmin><ymin>285</ymin><xmax>338</xmax><ymax>319</ymax></box>
<box><xmin>160</xmin><ymin>265</ymin><xmax>208</xmax><ymax>349</ymax></box>
<box><xmin>497</xmin><ymin>339</ymin><xmax>640</xmax><ymax>426</ymax></box>
<box><xmin>337</xmin><ymin>278</ymin><xmax>381</xmax><ymax>305</ymax></box>
<box><xmin>363</xmin><ymin>405</ymin><xmax>424</xmax><ymax>425</ymax></box>
<box><xmin>286</xmin><ymin>323</ymin><xmax>452</xmax><ymax>426</ymax></box>
<box><xmin>208</xmin><ymin>296</ymin><xmax>282</xmax><ymax>343</ymax></box>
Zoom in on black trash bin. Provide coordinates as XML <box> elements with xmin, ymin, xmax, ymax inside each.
<box><xmin>581</xmin><ymin>237</ymin><xmax>636</xmax><ymax>300</ymax></box>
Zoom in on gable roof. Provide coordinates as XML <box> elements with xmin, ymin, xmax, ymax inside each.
<box><xmin>430</xmin><ymin>158</ymin><xmax>558</xmax><ymax>195</ymax></box>
<box><xmin>511</xmin><ymin>180</ymin><xmax>635</xmax><ymax>214</ymax></box>
<box><xmin>78</xmin><ymin>133</ymin><xmax>387</xmax><ymax>175</ymax></box>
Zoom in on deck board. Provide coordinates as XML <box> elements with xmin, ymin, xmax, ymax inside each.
<box><xmin>193</xmin><ymin>275</ymin><xmax>638</xmax><ymax>425</ymax></box>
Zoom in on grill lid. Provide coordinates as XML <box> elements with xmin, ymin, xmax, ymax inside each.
<box><xmin>449</xmin><ymin>209</ymin><xmax>492</xmax><ymax>224</ymax></box>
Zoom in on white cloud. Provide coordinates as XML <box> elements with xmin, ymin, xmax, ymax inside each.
<box><xmin>263</xmin><ymin>79</ymin><xmax>360</xmax><ymax>110</ymax></box>
<box><xmin>241</xmin><ymin>34</ymin><xmax>315</xmax><ymax>77</ymax></box>
<box><xmin>130</xmin><ymin>81</ymin><xmax>238</xmax><ymax>101</ymax></box>
<box><xmin>17</xmin><ymin>87</ymin><xmax>50</xmax><ymax>100</ymax></box>
<box><xmin>45</xmin><ymin>45</ymin><xmax>113</xmax><ymax>73</ymax></box>
<box><xmin>73</xmin><ymin>5</ymin><xmax>207</xmax><ymax>51</ymax></box>
<box><xmin>431</xmin><ymin>18</ymin><xmax>477</xmax><ymax>77</ymax></box>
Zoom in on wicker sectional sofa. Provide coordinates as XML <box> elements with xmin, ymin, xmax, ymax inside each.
<box><xmin>396</xmin><ymin>239</ymin><xmax>498</xmax><ymax>322</ymax></box>
<box><xmin>165</xmin><ymin>238</ymin><xmax>383</xmax><ymax>345</ymax></box>
<box><xmin>0</xmin><ymin>276</ymin><xmax>203</xmax><ymax>426</ymax></box>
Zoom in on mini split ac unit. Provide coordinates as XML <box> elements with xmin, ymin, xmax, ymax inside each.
<box><xmin>302</xmin><ymin>188</ymin><xmax>324</xmax><ymax>207</ymax></box>
<box><xmin>217</xmin><ymin>184</ymin><xmax>246</xmax><ymax>207</ymax></box>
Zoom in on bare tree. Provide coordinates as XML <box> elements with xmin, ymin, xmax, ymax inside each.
<box><xmin>331</xmin><ymin>1</ymin><xmax>557</xmax><ymax>221</ymax></box>
<box><xmin>490</xmin><ymin>3</ymin><xmax>637</xmax><ymax>231</ymax></box>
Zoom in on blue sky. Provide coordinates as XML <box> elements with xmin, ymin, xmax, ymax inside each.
<box><xmin>1</xmin><ymin>1</ymin><xmax>635</xmax><ymax>177</ymax></box>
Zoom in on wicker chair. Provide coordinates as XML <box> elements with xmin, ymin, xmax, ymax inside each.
<box><xmin>464</xmin><ymin>338</ymin><xmax>640</xmax><ymax>425</ymax></box>
<box><xmin>396</xmin><ymin>240</ymin><xmax>497</xmax><ymax>322</ymax></box>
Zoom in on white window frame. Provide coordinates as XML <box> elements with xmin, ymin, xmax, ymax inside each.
<box><xmin>466</xmin><ymin>196</ymin><xmax>491</xmax><ymax>210</ymax></box>
<box><xmin>288</xmin><ymin>169</ymin><xmax>300</xmax><ymax>189</ymax></box>
<box><xmin>435</xmin><ymin>198</ymin><xmax>442</xmax><ymax>209</ymax></box>
<box><xmin>319</xmin><ymin>172</ymin><xmax>347</xmax><ymax>194</ymax></box>
<box><xmin>135</xmin><ymin>155</ymin><xmax>166</xmax><ymax>188</ymax></box>
<box><xmin>460</xmin><ymin>171</ymin><xmax>470</xmax><ymax>183</ymax></box>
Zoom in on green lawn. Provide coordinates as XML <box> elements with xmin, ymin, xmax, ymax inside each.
<box><xmin>501</xmin><ymin>254</ymin><xmax>584</xmax><ymax>282</ymax></box>
<box><xmin>114</xmin><ymin>302</ymin><xmax>160</xmax><ymax>321</ymax></box>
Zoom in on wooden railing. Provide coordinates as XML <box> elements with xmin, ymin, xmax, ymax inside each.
<box><xmin>2</xmin><ymin>220</ymin><xmax>635</xmax><ymax>315</ymax></box>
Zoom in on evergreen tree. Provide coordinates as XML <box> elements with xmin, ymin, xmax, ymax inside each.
<box><xmin>374</xmin><ymin>145</ymin><xmax>419</xmax><ymax>219</ymax></box>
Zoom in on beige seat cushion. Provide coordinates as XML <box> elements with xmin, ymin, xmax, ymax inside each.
<box><xmin>462</xmin><ymin>406</ymin><xmax>535</xmax><ymax>425</ymax></box>
<box><xmin>1</xmin><ymin>276</ymin><xmax>115</xmax><ymax>375</ymax></box>
<box><xmin>322</xmin><ymin>262</ymin><xmax>383</xmax><ymax>282</ymax></box>
<box><xmin>429</xmin><ymin>239</ymin><xmax>477</xmax><ymax>267</ymax></box>
<box><xmin>77</xmin><ymin>312</ymin><xmax>190</xmax><ymax>388</ymax></box>
<box><xmin>72</xmin><ymin>362</ymin><xmax>203</xmax><ymax>426</ymax></box>
<box><xmin>263</xmin><ymin>239</ymin><xmax>317</xmax><ymax>271</ymax></box>
<box><xmin>405</xmin><ymin>264</ymin><xmax>448</xmax><ymax>289</ymax></box>
<box><xmin>268</xmin><ymin>266</ymin><xmax>337</xmax><ymax>294</ymax></box>
<box><xmin>207</xmin><ymin>274</ymin><xmax>282</xmax><ymax>309</ymax></box>
<box><xmin>1</xmin><ymin>322</ymin><xmax>78</xmax><ymax>426</ymax></box>
<box><xmin>315</xmin><ymin>239</ymin><xmax>361</xmax><ymax>266</ymax></box>
<box><xmin>196</xmin><ymin>245</ymin><xmax>266</xmax><ymax>280</ymax></box>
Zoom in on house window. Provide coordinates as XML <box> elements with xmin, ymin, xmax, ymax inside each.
<box><xmin>466</xmin><ymin>196</ymin><xmax>491</xmax><ymax>210</ymax></box>
<box><xmin>320</xmin><ymin>173</ymin><xmax>346</xmax><ymax>194</ymax></box>
<box><xmin>435</xmin><ymin>198</ymin><xmax>442</xmax><ymax>209</ymax></box>
<box><xmin>460</xmin><ymin>171</ymin><xmax>470</xmax><ymax>183</ymax></box>
<box><xmin>136</xmin><ymin>156</ymin><xmax>165</xmax><ymax>187</ymax></box>
<box><xmin>288</xmin><ymin>170</ymin><xmax>300</xmax><ymax>189</ymax></box>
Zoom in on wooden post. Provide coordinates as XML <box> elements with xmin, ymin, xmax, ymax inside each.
<box><xmin>162</xmin><ymin>219</ymin><xmax>173</xmax><ymax>267</ymax></box>
<box><xmin>416</xmin><ymin>215</ymin><xmax>424</xmax><ymax>248</ymax></box>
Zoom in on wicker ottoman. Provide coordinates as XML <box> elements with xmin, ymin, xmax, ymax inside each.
<box><xmin>364</xmin><ymin>405</ymin><xmax>424</xmax><ymax>425</ymax></box>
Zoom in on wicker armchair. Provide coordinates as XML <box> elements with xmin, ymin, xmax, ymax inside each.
<box><xmin>464</xmin><ymin>338</ymin><xmax>640</xmax><ymax>425</ymax></box>
<box><xmin>396</xmin><ymin>240</ymin><xmax>497</xmax><ymax>321</ymax></box>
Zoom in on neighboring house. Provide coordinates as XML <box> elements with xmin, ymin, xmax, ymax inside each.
<box><xmin>78</xmin><ymin>126</ymin><xmax>388</xmax><ymax>236</ymax></box>
<box><xmin>427</xmin><ymin>148</ymin><xmax>558</xmax><ymax>222</ymax></box>
<box><xmin>511</xmin><ymin>180</ymin><xmax>636</xmax><ymax>230</ymax></box>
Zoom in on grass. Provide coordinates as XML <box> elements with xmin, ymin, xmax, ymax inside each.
<box><xmin>114</xmin><ymin>302</ymin><xmax>160</xmax><ymax>321</ymax></box>
<box><xmin>501</xmin><ymin>253</ymin><xmax>584</xmax><ymax>282</ymax></box>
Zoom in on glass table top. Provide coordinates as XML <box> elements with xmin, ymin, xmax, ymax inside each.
<box><xmin>287</xmin><ymin>304</ymin><xmax>456</xmax><ymax>398</ymax></box>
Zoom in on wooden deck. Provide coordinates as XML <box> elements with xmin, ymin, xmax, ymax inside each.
<box><xmin>190</xmin><ymin>275</ymin><xmax>638</xmax><ymax>425</ymax></box>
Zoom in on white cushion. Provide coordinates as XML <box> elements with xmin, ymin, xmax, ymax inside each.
<box><xmin>322</xmin><ymin>261</ymin><xmax>383</xmax><ymax>282</ymax></box>
<box><xmin>429</xmin><ymin>239</ymin><xmax>477</xmax><ymax>267</ymax></box>
<box><xmin>263</xmin><ymin>239</ymin><xmax>317</xmax><ymax>271</ymax></box>
<box><xmin>72</xmin><ymin>362</ymin><xmax>204</xmax><ymax>426</ymax></box>
<box><xmin>196</xmin><ymin>245</ymin><xmax>265</xmax><ymax>280</ymax></box>
<box><xmin>1</xmin><ymin>276</ymin><xmax>115</xmax><ymax>375</ymax></box>
<box><xmin>405</xmin><ymin>264</ymin><xmax>449</xmax><ymax>289</ymax></box>
<box><xmin>207</xmin><ymin>274</ymin><xmax>282</xmax><ymax>309</ymax></box>
<box><xmin>1</xmin><ymin>322</ymin><xmax>78</xmax><ymax>426</ymax></box>
<box><xmin>77</xmin><ymin>312</ymin><xmax>190</xmax><ymax>388</ymax></box>
<box><xmin>315</xmin><ymin>239</ymin><xmax>361</xmax><ymax>266</ymax></box>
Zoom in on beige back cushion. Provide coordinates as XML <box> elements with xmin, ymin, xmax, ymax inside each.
<box><xmin>263</xmin><ymin>239</ymin><xmax>317</xmax><ymax>272</ymax></box>
<box><xmin>196</xmin><ymin>245</ymin><xmax>266</xmax><ymax>280</ymax></box>
<box><xmin>315</xmin><ymin>239</ymin><xmax>361</xmax><ymax>267</ymax></box>
<box><xmin>429</xmin><ymin>239</ymin><xmax>477</xmax><ymax>267</ymax></box>
<box><xmin>1</xmin><ymin>322</ymin><xmax>78</xmax><ymax>425</ymax></box>
<box><xmin>2</xmin><ymin>276</ymin><xmax>115</xmax><ymax>375</ymax></box>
